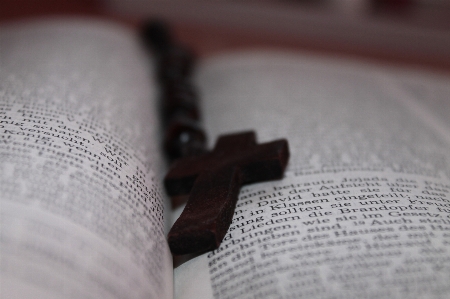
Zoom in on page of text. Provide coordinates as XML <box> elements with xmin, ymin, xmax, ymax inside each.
<box><xmin>0</xmin><ymin>20</ymin><xmax>171</xmax><ymax>299</ymax></box>
<box><xmin>175</xmin><ymin>52</ymin><xmax>450</xmax><ymax>299</ymax></box>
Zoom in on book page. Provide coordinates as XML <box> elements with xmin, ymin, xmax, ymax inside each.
<box><xmin>0</xmin><ymin>20</ymin><xmax>172</xmax><ymax>299</ymax></box>
<box><xmin>175</xmin><ymin>52</ymin><xmax>450</xmax><ymax>299</ymax></box>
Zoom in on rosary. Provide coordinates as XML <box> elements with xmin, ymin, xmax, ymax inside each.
<box><xmin>141</xmin><ymin>21</ymin><xmax>290</xmax><ymax>255</ymax></box>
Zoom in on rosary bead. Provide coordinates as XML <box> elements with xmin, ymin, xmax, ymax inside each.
<box><xmin>141</xmin><ymin>20</ymin><xmax>171</xmax><ymax>53</ymax></box>
<box><xmin>158</xmin><ymin>44</ymin><xmax>195</xmax><ymax>82</ymax></box>
<box><xmin>162</xmin><ymin>80</ymin><xmax>200</xmax><ymax>123</ymax></box>
<box><xmin>163</xmin><ymin>118</ymin><xmax>207</xmax><ymax>161</ymax></box>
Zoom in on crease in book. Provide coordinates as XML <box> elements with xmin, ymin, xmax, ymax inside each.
<box><xmin>1</xmin><ymin>17</ymin><xmax>450</xmax><ymax>299</ymax></box>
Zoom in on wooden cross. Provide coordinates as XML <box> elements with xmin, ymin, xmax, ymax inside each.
<box><xmin>165</xmin><ymin>131</ymin><xmax>289</xmax><ymax>255</ymax></box>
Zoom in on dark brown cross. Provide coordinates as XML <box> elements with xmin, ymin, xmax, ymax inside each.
<box><xmin>165</xmin><ymin>131</ymin><xmax>289</xmax><ymax>255</ymax></box>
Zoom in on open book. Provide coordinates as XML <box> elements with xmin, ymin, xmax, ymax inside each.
<box><xmin>1</xmin><ymin>19</ymin><xmax>450</xmax><ymax>299</ymax></box>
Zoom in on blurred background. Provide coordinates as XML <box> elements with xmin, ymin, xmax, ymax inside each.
<box><xmin>1</xmin><ymin>0</ymin><xmax>450</xmax><ymax>70</ymax></box>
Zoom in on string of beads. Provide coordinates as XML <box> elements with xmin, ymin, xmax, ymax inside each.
<box><xmin>141</xmin><ymin>20</ymin><xmax>207</xmax><ymax>162</ymax></box>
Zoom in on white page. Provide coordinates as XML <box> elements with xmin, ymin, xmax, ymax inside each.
<box><xmin>0</xmin><ymin>20</ymin><xmax>172</xmax><ymax>299</ymax></box>
<box><xmin>175</xmin><ymin>52</ymin><xmax>450</xmax><ymax>299</ymax></box>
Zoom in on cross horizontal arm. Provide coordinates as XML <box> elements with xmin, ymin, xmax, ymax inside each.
<box><xmin>240</xmin><ymin>139</ymin><xmax>289</xmax><ymax>184</ymax></box>
<box><xmin>213</xmin><ymin>131</ymin><xmax>256</xmax><ymax>152</ymax></box>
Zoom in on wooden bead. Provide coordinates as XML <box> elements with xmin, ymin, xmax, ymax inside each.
<box><xmin>141</xmin><ymin>20</ymin><xmax>172</xmax><ymax>53</ymax></box>
<box><xmin>162</xmin><ymin>80</ymin><xmax>200</xmax><ymax>123</ymax></box>
<box><xmin>163</xmin><ymin>118</ymin><xmax>207</xmax><ymax>161</ymax></box>
<box><xmin>158</xmin><ymin>44</ymin><xmax>195</xmax><ymax>82</ymax></box>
